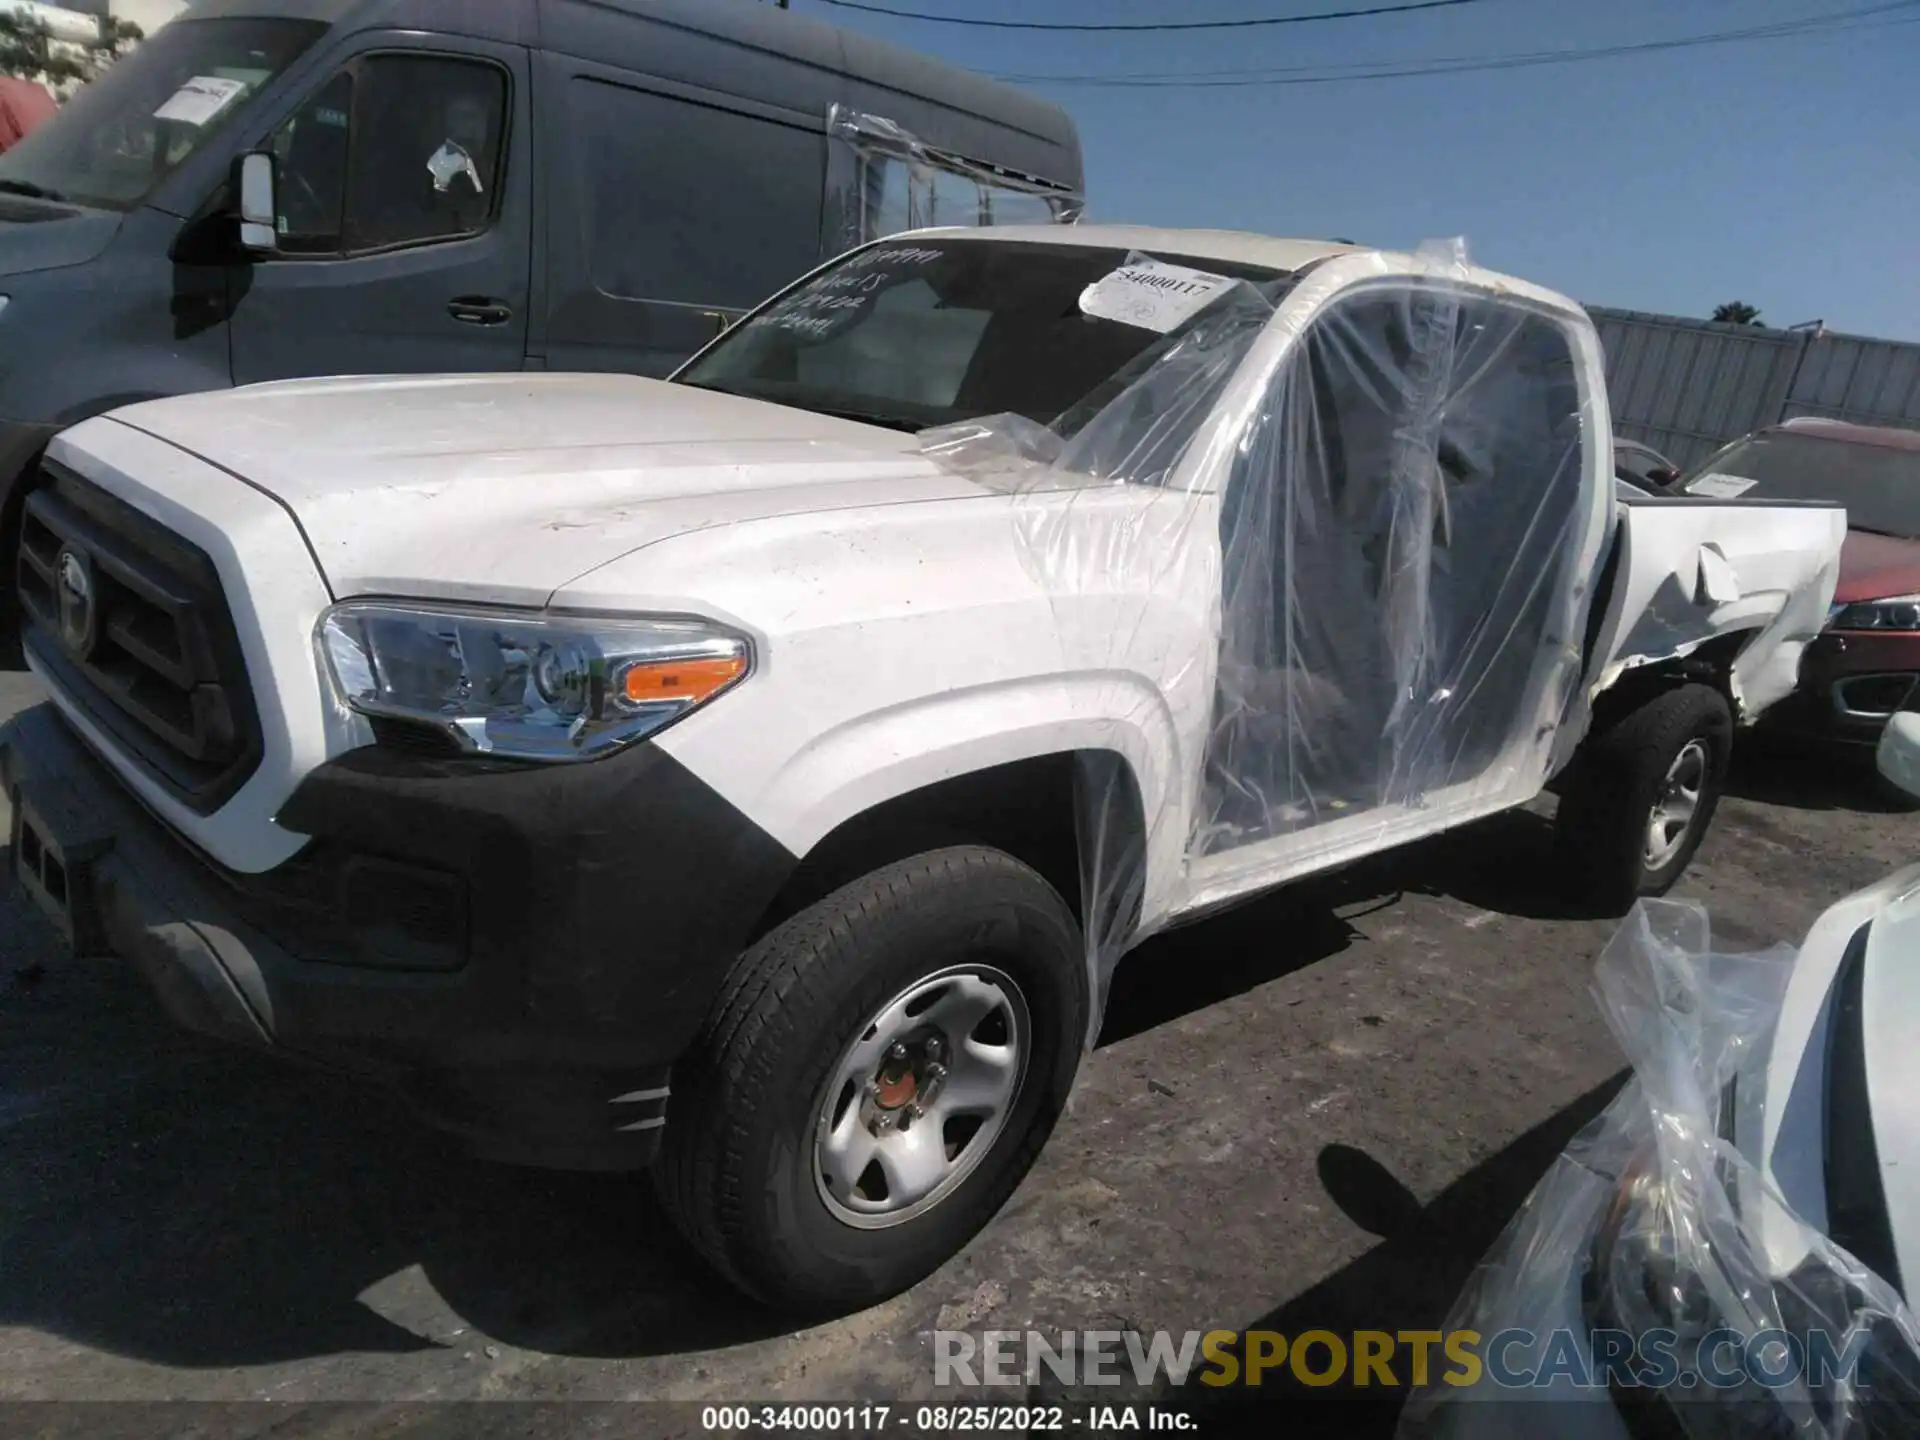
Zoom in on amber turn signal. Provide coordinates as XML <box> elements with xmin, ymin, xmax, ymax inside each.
<box><xmin>619</xmin><ymin>653</ymin><xmax>748</xmax><ymax>706</ymax></box>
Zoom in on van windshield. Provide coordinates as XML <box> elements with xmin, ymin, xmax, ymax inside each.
<box><xmin>676</xmin><ymin>238</ymin><xmax>1287</xmax><ymax>434</ymax></box>
<box><xmin>0</xmin><ymin>17</ymin><xmax>326</xmax><ymax>213</ymax></box>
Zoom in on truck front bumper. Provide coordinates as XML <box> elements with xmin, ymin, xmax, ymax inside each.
<box><xmin>0</xmin><ymin>702</ymin><xmax>798</xmax><ymax>1170</ymax></box>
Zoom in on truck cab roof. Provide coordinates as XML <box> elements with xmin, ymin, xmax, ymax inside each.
<box><xmin>921</xmin><ymin>225</ymin><xmax>1364</xmax><ymax>277</ymax></box>
<box><xmin>906</xmin><ymin>225</ymin><xmax>1581</xmax><ymax>315</ymax></box>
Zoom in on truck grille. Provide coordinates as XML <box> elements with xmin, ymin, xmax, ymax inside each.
<box><xmin>15</xmin><ymin>460</ymin><xmax>262</xmax><ymax>814</ymax></box>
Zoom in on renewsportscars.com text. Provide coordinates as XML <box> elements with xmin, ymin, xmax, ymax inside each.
<box><xmin>934</xmin><ymin>1326</ymin><xmax>1876</xmax><ymax>1392</ymax></box>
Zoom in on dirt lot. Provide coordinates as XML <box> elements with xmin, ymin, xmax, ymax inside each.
<box><xmin>1</xmin><ymin>670</ymin><xmax>1912</xmax><ymax>1431</ymax></box>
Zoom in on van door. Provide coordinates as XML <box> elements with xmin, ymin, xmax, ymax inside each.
<box><xmin>538</xmin><ymin>61</ymin><xmax>827</xmax><ymax>378</ymax></box>
<box><xmin>228</xmin><ymin>39</ymin><xmax>531</xmax><ymax>384</ymax></box>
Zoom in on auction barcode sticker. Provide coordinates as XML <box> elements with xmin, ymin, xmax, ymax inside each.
<box><xmin>154</xmin><ymin>76</ymin><xmax>249</xmax><ymax>127</ymax></box>
<box><xmin>1685</xmin><ymin>473</ymin><xmax>1759</xmax><ymax>499</ymax></box>
<box><xmin>1080</xmin><ymin>259</ymin><xmax>1237</xmax><ymax>334</ymax></box>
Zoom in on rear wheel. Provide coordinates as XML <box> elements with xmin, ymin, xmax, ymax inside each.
<box><xmin>655</xmin><ymin>845</ymin><xmax>1086</xmax><ymax>1313</ymax></box>
<box><xmin>1557</xmin><ymin>682</ymin><xmax>1732</xmax><ymax>912</ymax></box>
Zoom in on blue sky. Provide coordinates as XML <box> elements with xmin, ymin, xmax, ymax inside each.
<box><xmin>807</xmin><ymin>0</ymin><xmax>1919</xmax><ymax>339</ymax></box>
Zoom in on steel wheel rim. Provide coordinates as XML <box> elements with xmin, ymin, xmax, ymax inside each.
<box><xmin>812</xmin><ymin>963</ymin><xmax>1031</xmax><ymax>1230</ymax></box>
<box><xmin>1645</xmin><ymin>738</ymin><xmax>1708</xmax><ymax>872</ymax></box>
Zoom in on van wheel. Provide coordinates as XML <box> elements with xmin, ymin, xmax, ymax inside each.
<box><xmin>1557</xmin><ymin>683</ymin><xmax>1732</xmax><ymax>913</ymax></box>
<box><xmin>655</xmin><ymin>846</ymin><xmax>1087</xmax><ymax>1313</ymax></box>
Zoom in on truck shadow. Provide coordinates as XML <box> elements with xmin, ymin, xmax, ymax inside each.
<box><xmin>1099</xmin><ymin>893</ymin><xmax>1367</xmax><ymax>1046</ymax></box>
<box><xmin>1100</xmin><ymin>804</ymin><xmax>1615</xmax><ymax>1046</ymax></box>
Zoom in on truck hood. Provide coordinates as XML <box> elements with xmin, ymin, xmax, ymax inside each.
<box><xmin>0</xmin><ymin>201</ymin><xmax>120</xmax><ymax>278</ymax></box>
<box><xmin>101</xmin><ymin>373</ymin><xmax>989</xmax><ymax>604</ymax></box>
<box><xmin>1835</xmin><ymin>528</ymin><xmax>1920</xmax><ymax>605</ymax></box>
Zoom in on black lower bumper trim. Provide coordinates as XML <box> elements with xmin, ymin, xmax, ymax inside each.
<box><xmin>0</xmin><ymin>702</ymin><xmax>799</xmax><ymax>1170</ymax></box>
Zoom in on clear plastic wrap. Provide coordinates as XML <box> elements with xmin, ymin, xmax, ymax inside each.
<box><xmin>1401</xmin><ymin>899</ymin><xmax>1920</xmax><ymax>1439</ymax></box>
<box><xmin>823</xmin><ymin>103</ymin><xmax>1083</xmax><ymax>254</ymax></box>
<box><xmin>919</xmin><ymin>240</ymin><xmax>1606</xmax><ymax>1037</ymax></box>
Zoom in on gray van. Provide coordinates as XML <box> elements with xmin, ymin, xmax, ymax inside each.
<box><xmin>0</xmin><ymin>0</ymin><xmax>1082</xmax><ymax>655</ymax></box>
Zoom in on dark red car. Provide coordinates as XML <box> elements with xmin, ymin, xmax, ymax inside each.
<box><xmin>1687</xmin><ymin>418</ymin><xmax>1920</xmax><ymax>748</ymax></box>
<box><xmin>0</xmin><ymin>77</ymin><xmax>55</xmax><ymax>156</ymax></box>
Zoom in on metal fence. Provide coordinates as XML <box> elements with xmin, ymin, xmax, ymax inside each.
<box><xmin>1588</xmin><ymin>306</ymin><xmax>1920</xmax><ymax>471</ymax></box>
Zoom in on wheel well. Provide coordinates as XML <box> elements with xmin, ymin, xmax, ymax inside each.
<box><xmin>1592</xmin><ymin>628</ymin><xmax>1756</xmax><ymax>728</ymax></box>
<box><xmin>747</xmin><ymin>751</ymin><xmax>1144</xmax><ymax>944</ymax></box>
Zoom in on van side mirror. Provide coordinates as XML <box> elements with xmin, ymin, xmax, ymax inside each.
<box><xmin>1877</xmin><ymin>713</ymin><xmax>1920</xmax><ymax>800</ymax></box>
<box><xmin>233</xmin><ymin>151</ymin><xmax>279</xmax><ymax>254</ymax></box>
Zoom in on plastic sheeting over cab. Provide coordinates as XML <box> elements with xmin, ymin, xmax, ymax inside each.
<box><xmin>910</xmin><ymin>231</ymin><xmax>1840</xmax><ymax>1020</ymax></box>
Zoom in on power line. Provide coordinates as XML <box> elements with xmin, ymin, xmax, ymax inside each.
<box><xmin>999</xmin><ymin>4</ymin><xmax>1917</xmax><ymax>82</ymax></box>
<box><xmin>810</xmin><ymin>0</ymin><xmax>1500</xmax><ymax>33</ymax></box>
<box><xmin>990</xmin><ymin>0</ymin><xmax>1920</xmax><ymax>86</ymax></box>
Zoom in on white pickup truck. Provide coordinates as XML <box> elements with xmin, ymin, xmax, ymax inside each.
<box><xmin>0</xmin><ymin>226</ymin><xmax>1844</xmax><ymax>1313</ymax></box>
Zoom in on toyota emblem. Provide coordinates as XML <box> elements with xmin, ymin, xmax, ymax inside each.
<box><xmin>55</xmin><ymin>546</ymin><xmax>99</xmax><ymax>660</ymax></box>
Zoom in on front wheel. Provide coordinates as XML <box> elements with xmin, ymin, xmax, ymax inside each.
<box><xmin>655</xmin><ymin>846</ymin><xmax>1087</xmax><ymax>1313</ymax></box>
<box><xmin>1556</xmin><ymin>682</ymin><xmax>1733</xmax><ymax>913</ymax></box>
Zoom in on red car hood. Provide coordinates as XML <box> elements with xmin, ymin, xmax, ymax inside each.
<box><xmin>1836</xmin><ymin>529</ymin><xmax>1920</xmax><ymax>604</ymax></box>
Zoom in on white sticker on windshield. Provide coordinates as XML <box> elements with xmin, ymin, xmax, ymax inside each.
<box><xmin>154</xmin><ymin>75</ymin><xmax>249</xmax><ymax>127</ymax></box>
<box><xmin>1079</xmin><ymin>259</ymin><xmax>1237</xmax><ymax>333</ymax></box>
<box><xmin>1685</xmin><ymin>473</ymin><xmax>1758</xmax><ymax>499</ymax></box>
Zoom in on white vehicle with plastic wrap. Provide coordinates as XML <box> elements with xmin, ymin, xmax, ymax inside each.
<box><xmin>0</xmin><ymin>226</ymin><xmax>1846</xmax><ymax>1312</ymax></box>
<box><xmin>1405</xmin><ymin>715</ymin><xmax>1920</xmax><ymax>1440</ymax></box>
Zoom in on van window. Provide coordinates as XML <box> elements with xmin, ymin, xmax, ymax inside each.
<box><xmin>571</xmin><ymin>80</ymin><xmax>824</xmax><ymax>310</ymax></box>
<box><xmin>0</xmin><ymin>17</ymin><xmax>324</xmax><ymax>212</ymax></box>
<box><xmin>270</xmin><ymin>54</ymin><xmax>507</xmax><ymax>255</ymax></box>
<box><xmin>857</xmin><ymin>146</ymin><xmax>1071</xmax><ymax>238</ymax></box>
<box><xmin>268</xmin><ymin>71</ymin><xmax>350</xmax><ymax>250</ymax></box>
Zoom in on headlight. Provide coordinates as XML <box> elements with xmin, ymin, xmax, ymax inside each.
<box><xmin>1829</xmin><ymin>595</ymin><xmax>1920</xmax><ymax>631</ymax></box>
<box><xmin>319</xmin><ymin>601</ymin><xmax>750</xmax><ymax>761</ymax></box>
<box><xmin>1590</xmin><ymin>1147</ymin><xmax>1716</xmax><ymax>1340</ymax></box>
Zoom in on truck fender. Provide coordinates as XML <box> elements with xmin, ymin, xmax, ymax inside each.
<box><xmin>656</xmin><ymin>672</ymin><xmax>1189</xmax><ymax>932</ymax></box>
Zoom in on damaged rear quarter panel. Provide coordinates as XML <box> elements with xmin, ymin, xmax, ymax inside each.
<box><xmin>1595</xmin><ymin>494</ymin><xmax>1847</xmax><ymax>719</ymax></box>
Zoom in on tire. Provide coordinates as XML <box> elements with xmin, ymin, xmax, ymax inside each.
<box><xmin>1556</xmin><ymin>682</ymin><xmax>1733</xmax><ymax>913</ymax></box>
<box><xmin>655</xmin><ymin>845</ymin><xmax>1087</xmax><ymax>1313</ymax></box>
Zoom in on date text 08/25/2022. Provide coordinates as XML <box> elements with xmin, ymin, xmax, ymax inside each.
<box><xmin>699</xmin><ymin>1404</ymin><xmax>1197</xmax><ymax>1433</ymax></box>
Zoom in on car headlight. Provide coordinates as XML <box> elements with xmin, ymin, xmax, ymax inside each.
<box><xmin>1829</xmin><ymin>595</ymin><xmax>1920</xmax><ymax>631</ymax></box>
<box><xmin>1590</xmin><ymin>1147</ymin><xmax>1718</xmax><ymax>1340</ymax></box>
<box><xmin>319</xmin><ymin>601</ymin><xmax>751</xmax><ymax>761</ymax></box>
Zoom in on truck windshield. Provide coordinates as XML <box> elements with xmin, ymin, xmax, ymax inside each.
<box><xmin>676</xmin><ymin>238</ymin><xmax>1286</xmax><ymax>433</ymax></box>
<box><xmin>0</xmin><ymin>17</ymin><xmax>326</xmax><ymax>213</ymax></box>
<box><xmin>1686</xmin><ymin>432</ymin><xmax>1920</xmax><ymax>539</ymax></box>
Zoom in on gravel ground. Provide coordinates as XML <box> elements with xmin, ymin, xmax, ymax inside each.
<box><xmin>1</xmin><ymin>671</ymin><xmax>1911</xmax><ymax>1432</ymax></box>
